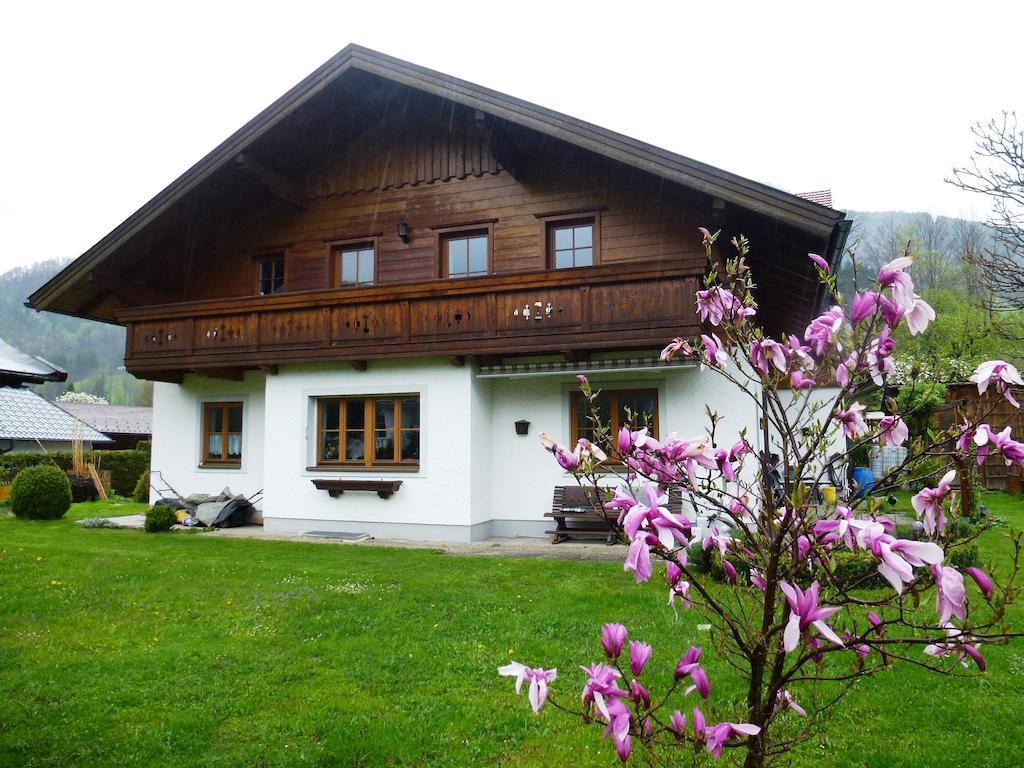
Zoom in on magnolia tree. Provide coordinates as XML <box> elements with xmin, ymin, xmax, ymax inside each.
<box><xmin>498</xmin><ymin>230</ymin><xmax>1024</xmax><ymax>768</ymax></box>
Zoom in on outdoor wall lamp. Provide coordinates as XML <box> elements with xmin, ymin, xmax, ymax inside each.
<box><xmin>514</xmin><ymin>419</ymin><xmax>530</xmax><ymax>436</ymax></box>
<box><xmin>397</xmin><ymin>215</ymin><xmax>410</xmax><ymax>243</ymax></box>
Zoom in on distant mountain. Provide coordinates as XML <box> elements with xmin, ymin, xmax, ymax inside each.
<box><xmin>0</xmin><ymin>260</ymin><xmax>150</xmax><ymax>405</ymax></box>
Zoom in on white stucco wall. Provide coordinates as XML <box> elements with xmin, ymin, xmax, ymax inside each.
<box><xmin>150</xmin><ymin>372</ymin><xmax>266</xmax><ymax>503</ymax></box>
<box><xmin>261</xmin><ymin>359</ymin><xmax>479</xmax><ymax>540</ymax></box>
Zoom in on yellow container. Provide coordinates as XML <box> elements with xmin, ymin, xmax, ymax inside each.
<box><xmin>822</xmin><ymin>486</ymin><xmax>837</xmax><ymax>504</ymax></box>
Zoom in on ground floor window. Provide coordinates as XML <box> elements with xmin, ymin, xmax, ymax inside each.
<box><xmin>202</xmin><ymin>402</ymin><xmax>243</xmax><ymax>467</ymax></box>
<box><xmin>570</xmin><ymin>388</ymin><xmax>658</xmax><ymax>448</ymax></box>
<box><xmin>317</xmin><ymin>395</ymin><xmax>420</xmax><ymax>468</ymax></box>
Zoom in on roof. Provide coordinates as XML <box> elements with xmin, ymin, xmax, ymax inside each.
<box><xmin>0</xmin><ymin>337</ymin><xmax>67</xmax><ymax>385</ymax></box>
<box><xmin>796</xmin><ymin>189</ymin><xmax>834</xmax><ymax>208</ymax></box>
<box><xmin>0</xmin><ymin>387</ymin><xmax>110</xmax><ymax>443</ymax></box>
<box><xmin>56</xmin><ymin>403</ymin><xmax>152</xmax><ymax>436</ymax></box>
<box><xmin>28</xmin><ymin>44</ymin><xmax>848</xmax><ymax>322</ymax></box>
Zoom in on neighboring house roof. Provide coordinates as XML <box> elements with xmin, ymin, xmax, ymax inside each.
<box><xmin>0</xmin><ymin>337</ymin><xmax>67</xmax><ymax>385</ymax></box>
<box><xmin>27</xmin><ymin>44</ymin><xmax>849</xmax><ymax>322</ymax></box>
<box><xmin>0</xmin><ymin>387</ymin><xmax>110</xmax><ymax>443</ymax></box>
<box><xmin>796</xmin><ymin>189</ymin><xmax>834</xmax><ymax>208</ymax></box>
<box><xmin>56</xmin><ymin>403</ymin><xmax>152</xmax><ymax>436</ymax></box>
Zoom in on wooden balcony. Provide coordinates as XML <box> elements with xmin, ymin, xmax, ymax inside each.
<box><xmin>117</xmin><ymin>262</ymin><xmax>701</xmax><ymax>380</ymax></box>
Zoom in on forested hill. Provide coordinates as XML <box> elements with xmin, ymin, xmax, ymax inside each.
<box><xmin>0</xmin><ymin>260</ymin><xmax>151</xmax><ymax>404</ymax></box>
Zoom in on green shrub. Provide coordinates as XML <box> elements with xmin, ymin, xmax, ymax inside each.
<box><xmin>947</xmin><ymin>543</ymin><xmax>979</xmax><ymax>571</ymax></box>
<box><xmin>10</xmin><ymin>465</ymin><xmax>72</xmax><ymax>520</ymax></box>
<box><xmin>132</xmin><ymin>471</ymin><xmax>150</xmax><ymax>503</ymax></box>
<box><xmin>831</xmin><ymin>550</ymin><xmax>886</xmax><ymax>590</ymax></box>
<box><xmin>144</xmin><ymin>504</ymin><xmax>177</xmax><ymax>533</ymax></box>
<box><xmin>0</xmin><ymin>449</ymin><xmax>149</xmax><ymax>497</ymax></box>
<box><xmin>135</xmin><ymin>440</ymin><xmax>152</xmax><ymax>455</ymax></box>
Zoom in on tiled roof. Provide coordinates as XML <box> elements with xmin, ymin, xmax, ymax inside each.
<box><xmin>57</xmin><ymin>403</ymin><xmax>152</xmax><ymax>436</ymax></box>
<box><xmin>0</xmin><ymin>337</ymin><xmax>67</xmax><ymax>384</ymax></box>
<box><xmin>0</xmin><ymin>387</ymin><xmax>109</xmax><ymax>443</ymax></box>
<box><xmin>795</xmin><ymin>189</ymin><xmax>834</xmax><ymax>208</ymax></box>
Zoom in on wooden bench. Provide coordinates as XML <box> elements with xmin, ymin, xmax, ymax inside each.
<box><xmin>311</xmin><ymin>479</ymin><xmax>403</xmax><ymax>499</ymax></box>
<box><xmin>545</xmin><ymin>485</ymin><xmax>686</xmax><ymax>544</ymax></box>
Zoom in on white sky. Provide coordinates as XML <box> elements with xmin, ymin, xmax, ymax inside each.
<box><xmin>2</xmin><ymin>0</ymin><xmax>1021</xmax><ymax>274</ymax></box>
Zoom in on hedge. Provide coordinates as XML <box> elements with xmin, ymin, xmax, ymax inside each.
<box><xmin>0</xmin><ymin>449</ymin><xmax>150</xmax><ymax>497</ymax></box>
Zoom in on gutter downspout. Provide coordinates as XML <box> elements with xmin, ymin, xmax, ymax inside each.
<box><xmin>813</xmin><ymin>218</ymin><xmax>852</xmax><ymax>315</ymax></box>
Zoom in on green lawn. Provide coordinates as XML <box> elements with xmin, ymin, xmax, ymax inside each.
<box><xmin>0</xmin><ymin>496</ymin><xmax>1022</xmax><ymax>767</ymax></box>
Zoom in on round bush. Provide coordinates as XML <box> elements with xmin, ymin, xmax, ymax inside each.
<box><xmin>132</xmin><ymin>471</ymin><xmax>150</xmax><ymax>503</ymax></box>
<box><xmin>144</xmin><ymin>504</ymin><xmax>177</xmax><ymax>533</ymax></box>
<box><xmin>10</xmin><ymin>465</ymin><xmax>73</xmax><ymax>520</ymax></box>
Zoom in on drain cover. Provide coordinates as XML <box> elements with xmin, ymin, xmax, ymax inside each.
<box><xmin>301</xmin><ymin>530</ymin><xmax>370</xmax><ymax>542</ymax></box>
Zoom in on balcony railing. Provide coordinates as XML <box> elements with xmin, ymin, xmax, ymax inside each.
<box><xmin>117</xmin><ymin>262</ymin><xmax>701</xmax><ymax>378</ymax></box>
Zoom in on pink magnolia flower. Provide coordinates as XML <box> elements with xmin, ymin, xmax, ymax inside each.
<box><xmin>601</xmin><ymin>623</ymin><xmax>628</xmax><ymax>659</ymax></box>
<box><xmin>774</xmin><ymin>689</ymin><xmax>807</xmax><ymax>717</ymax></box>
<box><xmin>877</xmin><ymin>415</ymin><xmax>909</xmax><ymax>447</ymax></box>
<box><xmin>669</xmin><ymin>709</ymin><xmax>687</xmax><ymax>738</ymax></box>
<box><xmin>749</xmin><ymin>568</ymin><xmax>766</xmax><ymax>592</ymax></box>
<box><xmin>600</xmin><ymin>696</ymin><xmax>633</xmax><ymax>758</ymax></box>
<box><xmin>580</xmin><ymin>662</ymin><xmax>628</xmax><ymax>719</ymax></box>
<box><xmin>703</xmin><ymin>525</ymin><xmax>731</xmax><ymax>557</ymax></box>
<box><xmin>932</xmin><ymin>564</ymin><xmax>967</xmax><ymax>624</ymax></box>
<box><xmin>722</xmin><ymin>559</ymin><xmax>738</xmax><ymax>585</ymax></box>
<box><xmin>660</xmin><ymin>336</ymin><xmax>691</xmax><ymax>362</ymax></box>
<box><xmin>779</xmin><ymin>580</ymin><xmax>844</xmax><ymax>652</ymax></box>
<box><xmin>905</xmin><ymin>297</ymin><xmax>935</xmax><ymax>335</ymax></box>
<box><xmin>836</xmin><ymin>402</ymin><xmax>869</xmax><ymax>439</ymax></box>
<box><xmin>877</xmin><ymin>293</ymin><xmax>905</xmax><ymax>329</ymax></box>
<box><xmin>621</xmin><ymin>484</ymin><xmax>691</xmax><ymax>550</ymax></box>
<box><xmin>877</xmin><ymin>255</ymin><xmax>916</xmax><ymax>310</ymax></box>
<box><xmin>704</xmin><ymin>721</ymin><xmax>762</xmax><ymax>759</ymax></box>
<box><xmin>850</xmin><ymin>291</ymin><xmax>879</xmax><ymax>325</ymax></box>
<box><xmin>974</xmin><ymin>424</ymin><xmax>1024</xmax><ymax>468</ymax></box>
<box><xmin>538</xmin><ymin>432</ymin><xmax>607</xmax><ymax>470</ymax></box>
<box><xmin>808</xmin><ymin>252</ymin><xmax>830</xmax><ymax>272</ymax></box>
<box><xmin>835</xmin><ymin>351</ymin><xmax>862</xmax><ymax>390</ymax></box>
<box><xmin>911</xmin><ymin>470</ymin><xmax>955</xmax><ymax>535</ymax></box>
<box><xmin>498</xmin><ymin>662</ymin><xmax>557</xmax><ymax>713</ymax></box>
<box><xmin>700</xmin><ymin>333</ymin><xmax>729</xmax><ymax>369</ymax></box>
<box><xmin>866</xmin><ymin>328</ymin><xmax>897</xmax><ymax>385</ymax></box>
<box><xmin>790</xmin><ymin>369</ymin><xmax>816</xmax><ymax>390</ymax></box>
<box><xmin>628</xmin><ymin>641</ymin><xmax>652</xmax><ymax>676</ymax></box>
<box><xmin>628</xmin><ymin>678</ymin><xmax>650</xmax><ymax>708</ymax></box>
<box><xmin>966</xmin><ymin>567</ymin><xmax>994</xmax><ymax>599</ymax></box>
<box><xmin>854</xmin><ymin>521</ymin><xmax>945</xmax><ymax>593</ymax></box>
<box><xmin>970</xmin><ymin>360</ymin><xmax>1023</xmax><ymax>408</ymax></box>
<box><xmin>696</xmin><ymin>286</ymin><xmax>746</xmax><ymax>326</ymax></box>
<box><xmin>675</xmin><ymin>646</ymin><xmax>711</xmax><ymax>699</ymax></box>
<box><xmin>666</xmin><ymin>560</ymin><xmax>693</xmax><ymax>614</ymax></box>
<box><xmin>804</xmin><ymin>306</ymin><xmax>845</xmax><ymax>357</ymax></box>
<box><xmin>750</xmin><ymin>338</ymin><xmax>788</xmax><ymax>376</ymax></box>
<box><xmin>624</xmin><ymin>532</ymin><xmax>659</xmax><ymax>583</ymax></box>
<box><xmin>924</xmin><ymin>624</ymin><xmax>986</xmax><ymax>671</ymax></box>
<box><xmin>714</xmin><ymin>440</ymin><xmax>748</xmax><ymax>481</ymax></box>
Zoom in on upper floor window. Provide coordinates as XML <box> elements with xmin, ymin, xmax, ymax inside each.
<box><xmin>443</xmin><ymin>230</ymin><xmax>489</xmax><ymax>278</ymax></box>
<box><xmin>570</xmin><ymin>388</ymin><xmax>658</xmax><ymax>448</ymax></box>
<box><xmin>258</xmin><ymin>256</ymin><xmax>285</xmax><ymax>295</ymax></box>
<box><xmin>202</xmin><ymin>402</ymin><xmax>243</xmax><ymax>467</ymax></box>
<box><xmin>548</xmin><ymin>217</ymin><xmax>598</xmax><ymax>269</ymax></box>
<box><xmin>317</xmin><ymin>395</ymin><xmax>420</xmax><ymax>468</ymax></box>
<box><xmin>337</xmin><ymin>243</ymin><xmax>375</xmax><ymax>286</ymax></box>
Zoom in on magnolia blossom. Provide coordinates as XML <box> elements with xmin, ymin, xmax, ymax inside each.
<box><xmin>877</xmin><ymin>255</ymin><xmax>916</xmax><ymax>310</ymax></box>
<box><xmin>624</xmin><ymin>531</ymin><xmax>659</xmax><ymax>583</ymax></box>
<box><xmin>601</xmin><ymin>623</ymin><xmax>628</xmax><ymax>659</ymax></box>
<box><xmin>850</xmin><ymin>291</ymin><xmax>879</xmax><ymax>326</ymax></box>
<box><xmin>836</xmin><ymin>402</ymin><xmax>869</xmax><ymax>439</ymax></box>
<box><xmin>877</xmin><ymin>415</ymin><xmax>909</xmax><ymax>447</ymax></box>
<box><xmin>932</xmin><ymin>564</ymin><xmax>967</xmax><ymax>624</ymax></box>
<box><xmin>905</xmin><ymin>296</ymin><xmax>935</xmax><ymax>335</ymax></box>
<box><xmin>808</xmin><ymin>252</ymin><xmax>830</xmax><ymax>272</ymax></box>
<box><xmin>696</xmin><ymin>286</ymin><xmax>751</xmax><ymax>326</ymax></box>
<box><xmin>538</xmin><ymin>433</ymin><xmax>607</xmax><ymax>470</ymax></box>
<box><xmin>911</xmin><ymin>470</ymin><xmax>955</xmax><ymax>535</ymax></box>
<box><xmin>804</xmin><ymin>306</ymin><xmax>844</xmax><ymax>357</ymax></box>
<box><xmin>666</xmin><ymin>561</ymin><xmax>693</xmax><ymax>613</ymax></box>
<box><xmin>774</xmin><ymin>689</ymin><xmax>807</xmax><ymax>717</ymax></box>
<box><xmin>628</xmin><ymin>641</ymin><xmax>652</xmax><ymax>676</ymax></box>
<box><xmin>835</xmin><ymin>351</ymin><xmax>861</xmax><ymax>390</ymax></box>
<box><xmin>974</xmin><ymin>424</ymin><xmax>1024</xmax><ymax>468</ymax></box>
<box><xmin>779</xmin><ymin>580</ymin><xmax>844</xmax><ymax>652</ymax></box>
<box><xmin>700</xmin><ymin>333</ymin><xmax>729</xmax><ymax>369</ymax></box>
<box><xmin>966</xmin><ymin>567</ymin><xmax>994</xmax><ymax>599</ymax></box>
<box><xmin>924</xmin><ymin>625</ymin><xmax>986</xmax><ymax>671</ymax></box>
<box><xmin>674</xmin><ymin>646</ymin><xmax>710</xmax><ymax>699</ymax></box>
<box><xmin>970</xmin><ymin>360</ymin><xmax>1023</xmax><ymax>408</ymax></box>
<box><xmin>750</xmin><ymin>338</ymin><xmax>788</xmax><ymax>376</ymax></box>
<box><xmin>866</xmin><ymin>329</ymin><xmax>896</xmax><ymax>385</ymax></box>
<box><xmin>498</xmin><ymin>662</ymin><xmax>557</xmax><ymax>713</ymax></box>
<box><xmin>660</xmin><ymin>336</ymin><xmax>691</xmax><ymax>362</ymax></box>
<box><xmin>703</xmin><ymin>721</ymin><xmax>762</xmax><ymax>759</ymax></box>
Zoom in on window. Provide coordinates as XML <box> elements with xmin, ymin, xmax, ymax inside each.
<box><xmin>443</xmin><ymin>230</ymin><xmax>489</xmax><ymax>278</ymax></box>
<box><xmin>336</xmin><ymin>243</ymin><xmax>375</xmax><ymax>286</ymax></box>
<box><xmin>549</xmin><ymin>219</ymin><xmax>596</xmax><ymax>269</ymax></box>
<box><xmin>202</xmin><ymin>402</ymin><xmax>243</xmax><ymax>466</ymax></box>
<box><xmin>570</xmin><ymin>389</ymin><xmax>658</xmax><ymax>449</ymax></box>
<box><xmin>257</xmin><ymin>256</ymin><xmax>285</xmax><ymax>295</ymax></box>
<box><xmin>317</xmin><ymin>395</ymin><xmax>420</xmax><ymax>468</ymax></box>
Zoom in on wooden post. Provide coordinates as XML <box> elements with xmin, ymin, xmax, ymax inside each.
<box><xmin>87</xmin><ymin>464</ymin><xmax>108</xmax><ymax>501</ymax></box>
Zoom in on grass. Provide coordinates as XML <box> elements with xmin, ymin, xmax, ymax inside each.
<box><xmin>0</xmin><ymin>496</ymin><xmax>1022</xmax><ymax>767</ymax></box>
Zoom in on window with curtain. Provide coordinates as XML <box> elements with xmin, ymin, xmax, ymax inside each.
<box><xmin>316</xmin><ymin>395</ymin><xmax>419</xmax><ymax>468</ymax></box>
<box><xmin>202</xmin><ymin>402</ymin><xmax>243</xmax><ymax>467</ymax></box>
<box><xmin>570</xmin><ymin>389</ymin><xmax>658</xmax><ymax>452</ymax></box>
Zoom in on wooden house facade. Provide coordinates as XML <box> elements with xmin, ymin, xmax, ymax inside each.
<box><xmin>30</xmin><ymin>46</ymin><xmax>849</xmax><ymax>540</ymax></box>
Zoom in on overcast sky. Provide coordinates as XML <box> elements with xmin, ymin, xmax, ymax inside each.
<box><xmin>2</xmin><ymin>1</ymin><xmax>1021</xmax><ymax>274</ymax></box>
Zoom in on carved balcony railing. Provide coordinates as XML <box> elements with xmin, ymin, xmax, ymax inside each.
<box><xmin>117</xmin><ymin>262</ymin><xmax>701</xmax><ymax>379</ymax></box>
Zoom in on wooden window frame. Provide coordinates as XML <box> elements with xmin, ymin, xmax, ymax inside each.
<box><xmin>542</xmin><ymin>212</ymin><xmax>601</xmax><ymax>270</ymax></box>
<box><xmin>315</xmin><ymin>394</ymin><xmax>420</xmax><ymax>471</ymax></box>
<box><xmin>330</xmin><ymin>235</ymin><xmax>381</xmax><ymax>288</ymax></box>
<box><xmin>201</xmin><ymin>401</ymin><xmax>243</xmax><ymax>468</ymax></box>
<box><xmin>434</xmin><ymin>222</ymin><xmax>495</xmax><ymax>279</ymax></box>
<box><xmin>254</xmin><ymin>253</ymin><xmax>286</xmax><ymax>296</ymax></box>
<box><xmin>569</xmin><ymin>388</ymin><xmax>659</xmax><ymax>456</ymax></box>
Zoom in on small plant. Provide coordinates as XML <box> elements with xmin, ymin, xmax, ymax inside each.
<box><xmin>10</xmin><ymin>465</ymin><xmax>72</xmax><ymax>520</ymax></box>
<box><xmin>80</xmin><ymin>517</ymin><xmax>121</xmax><ymax>529</ymax></box>
<box><xmin>132</xmin><ymin>471</ymin><xmax>150</xmax><ymax>503</ymax></box>
<box><xmin>144</xmin><ymin>504</ymin><xmax>177</xmax><ymax>533</ymax></box>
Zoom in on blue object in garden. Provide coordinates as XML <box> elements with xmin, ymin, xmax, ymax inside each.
<box><xmin>852</xmin><ymin>466</ymin><xmax>875</xmax><ymax>498</ymax></box>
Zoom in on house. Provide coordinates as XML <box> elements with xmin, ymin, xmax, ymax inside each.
<box><xmin>56</xmin><ymin>403</ymin><xmax>152</xmax><ymax>451</ymax></box>
<box><xmin>0</xmin><ymin>337</ymin><xmax>110</xmax><ymax>453</ymax></box>
<box><xmin>28</xmin><ymin>45</ymin><xmax>850</xmax><ymax>540</ymax></box>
